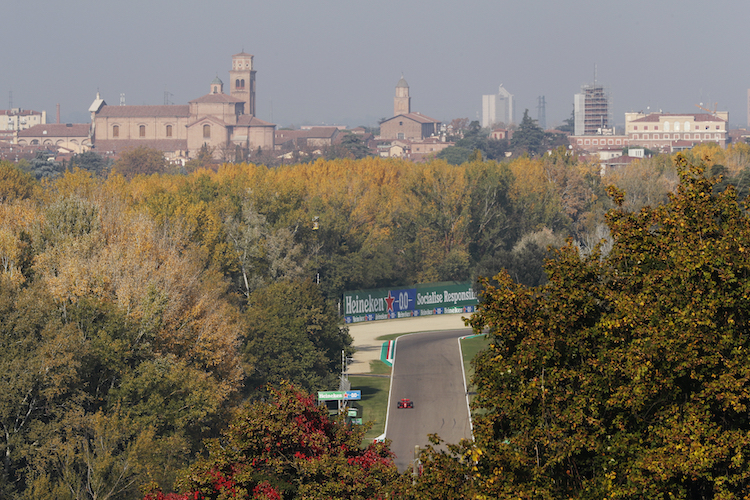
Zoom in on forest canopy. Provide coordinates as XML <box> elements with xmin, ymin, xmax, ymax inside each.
<box><xmin>3</xmin><ymin>143</ymin><xmax>750</xmax><ymax>498</ymax></box>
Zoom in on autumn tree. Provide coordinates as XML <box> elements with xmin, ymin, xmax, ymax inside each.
<box><xmin>467</xmin><ymin>154</ymin><xmax>750</xmax><ymax>498</ymax></box>
<box><xmin>112</xmin><ymin>146</ymin><xmax>169</xmax><ymax>179</ymax></box>
<box><xmin>0</xmin><ymin>161</ymin><xmax>38</xmax><ymax>202</ymax></box>
<box><xmin>147</xmin><ymin>383</ymin><xmax>401</xmax><ymax>500</ymax></box>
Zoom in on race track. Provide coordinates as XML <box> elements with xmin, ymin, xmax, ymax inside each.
<box><xmin>385</xmin><ymin>329</ymin><xmax>473</xmax><ymax>472</ymax></box>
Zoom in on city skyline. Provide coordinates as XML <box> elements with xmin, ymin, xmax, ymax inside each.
<box><xmin>3</xmin><ymin>0</ymin><xmax>750</xmax><ymax>129</ymax></box>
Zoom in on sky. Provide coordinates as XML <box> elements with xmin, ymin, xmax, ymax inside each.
<box><xmin>3</xmin><ymin>0</ymin><xmax>750</xmax><ymax>130</ymax></box>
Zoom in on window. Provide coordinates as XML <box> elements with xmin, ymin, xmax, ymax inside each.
<box><xmin>139</xmin><ymin>125</ymin><xmax>146</xmax><ymax>137</ymax></box>
<box><xmin>664</xmin><ymin>122</ymin><xmax>670</xmax><ymax>132</ymax></box>
<box><xmin>399</xmin><ymin>121</ymin><xmax>403</xmax><ymax>126</ymax></box>
<box><xmin>166</xmin><ymin>125</ymin><xmax>172</xmax><ymax>137</ymax></box>
<box><xmin>397</xmin><ymin>132</ymin><xmax>405</xmax><ymax>140</ymax></box>
<box><xmin>113</xmin><ymin>125</ymin><xmax>119</xmax><ymax>138</ymax></box>
<box><xmin>644</xmin><ymin>126</ymin><xmax>648</xmax><ymax>130</ymax></box>
<box><xmin>654</xmin><ymin>134</ymin><xmax>659</xmax><ymax>140</ymax></box>
<box><xmin>203</xmin><ymin>124</ymin><xmax>211</xmax><ymax>138</ymax></box>
<box><xmin>674</xmin><ymin>122</ymin><xmax>680</xmax><ymax>132</ymax></box>
<box><xmin>634</xmin><ymin>126</ymin><xmax>638</xmax><ymax>130</ymax></box>
<box><xmin>633</xmin><ymin>134</ymin><xmax>639</xmax><ymax>140</ymax></box>
<box><xmin>654</xmin><ymin>126</ymin><xmax>659</xmax><ymax>130</ymax></box>
<box><xmin>685</xmin><ymin>121</ymin><xmax>690</xmax><ymax>131</ymax></box>
<box><xmin>241</xmin><ymin>79</ymin><xmax>245</xmax><ymax>88</ymax></box>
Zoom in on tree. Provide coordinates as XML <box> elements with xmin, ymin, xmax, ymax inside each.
<box><xmin>148</xmin><ymin>383</ymin><xmax>401</xmax><ymax>500</ymax></box>
<box><xmin>185</xmin><ymin>143</ymin><xmax>216</xmax><ymax>173</ymax></box>
<box><xmin>467</xmin><ymin>154</ymin><xmax>750</xmax><ymax>498</ymax></box>
<box><xmin>435</xmin><ymin>146</ymin><xmax>472</xmax><ymax>165</ymax></box>
<box><xmin>0</xmin><ymin>161</ymin><xmax>38</xmax><ymax>202</ymax></box>
<box><xmin>556</xmin><ymin>108</ymin><xmax>575</xmax><ymax>134</ymax></box>
<box><xmin>69</xmin><ymin>151</ymin><xmax>112</xmax><ymax>177</ymax></box>
<box><xmin>112</xmin><ymin>147</ymin><xmax>169</xmax><ymax>179</ymax></box>
<box><xmin>511</xmin><ymin>109</ymin><xmax>545</xmax><ymax>155</ymax></box>
<box><xmin>338</xmin><ymin>133</ymin><xmax>371</xmax><ymax>160</ymax></box>
<box><xmin>243</xmin><ymin>279</ymin><xmax>353</xmax><ymax>396</ymax></box>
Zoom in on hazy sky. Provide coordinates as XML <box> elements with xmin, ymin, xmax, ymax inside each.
<box><xmin>4</xmin><ymin>0</ymin><xmax>750</xmax><ymax>129</ymax></box>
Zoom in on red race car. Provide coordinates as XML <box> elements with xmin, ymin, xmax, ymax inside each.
<box><xmin>397</xmin><ymin>398</ymin><xmax>414</xmax><ymax>409</ymax></box>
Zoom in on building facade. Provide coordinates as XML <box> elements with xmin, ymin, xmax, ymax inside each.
<box><xmin>625</xmin><ymin>111</ymin><xmax>728</xmax><ymax>150</ymax></box>
<box><xmin>90</xmin><ymin>52</ymin><xmax>275</xmax><ymax>161</ymax></box>
<box><xmin>0</xmin><ymin>108</ymin><xmax>47</xmax><ymax>142</ymax></box>
<box><xmin>15</xmin><ymin>123</ymin><xmax>90</xmax><ymax>153</ymax></box>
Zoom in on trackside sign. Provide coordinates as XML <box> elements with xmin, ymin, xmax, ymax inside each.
<box><xmin>343</xmin><ymin>281</ymin><xmax>477</xmax><ymax>324</ymax></box>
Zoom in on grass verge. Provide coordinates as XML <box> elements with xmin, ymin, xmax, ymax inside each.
<box><xmin>349</xmin><ymin>360</ymin><xmax>392</xmax><ymax>442</ymax></box>
<box><xmin>460</xmin><ymin>334</ymin><xmax>490</xmax><ymax>406</ymax></box>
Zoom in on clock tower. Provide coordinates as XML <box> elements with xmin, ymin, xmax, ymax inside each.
<box><xmin>230</xmin><ymin>52</ymin><xmax>256</xmax><ymax>116</ymax></box>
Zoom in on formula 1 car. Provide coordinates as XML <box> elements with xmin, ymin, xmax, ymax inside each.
<box><xmin>397</xmin><ymin>398</ymin><xmax>414</xmax><ymax>409</ymax></box>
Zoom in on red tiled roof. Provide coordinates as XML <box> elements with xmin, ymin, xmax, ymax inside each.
<box><xmin>236</xmin><ymin>115</ymin><xmax>275</xmax><ymax>127</ymax></box>
<box><xmin>98</xmin><ymin>105</ymin><xmax>190</xmax><ymax>118</ymax></box>
<box><xmin>189</xmin><ymin>93</ymin><xmax>244</xmax><ymax>104</ymax></box>
<box><xmin>18</xmin><ymin>123</ymin><xmax>89</xmax><ymax>137</ymax></box>
<box><xmin>631</xmin><ymin>113</ymin><xmax>725</xmax><ymax>123</ymax></box>
<box><xmin>384</xmin><ymin>112</ymin><xmax>440</xmax><ymax>124</ymax></box>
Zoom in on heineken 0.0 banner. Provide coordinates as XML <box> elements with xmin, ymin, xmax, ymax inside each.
<box><xmin>343</xmin><ymin>281</ymin><xmax>477</xmax><ymax>323</ymax></box>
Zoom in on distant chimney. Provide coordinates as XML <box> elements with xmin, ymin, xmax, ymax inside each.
<box><xmin>56</xmin><ymin>103</ymin><xmax>60</xmax><ymax>124</ymax></box>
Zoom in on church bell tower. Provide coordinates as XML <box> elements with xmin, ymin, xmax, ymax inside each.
<box><xmin>394</xmin><ymin>75</ymin><xmax>411</xmax><ymax>116</ymax></box>
<box><xmin>230</xmin><ymin>52</ymin><xmax>256</xmax><ymax>116</ymax></box>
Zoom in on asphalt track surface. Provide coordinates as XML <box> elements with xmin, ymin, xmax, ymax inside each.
<box><xmin>385</xmin><ymin>329</ymin><xmax>473</xmax><ymax>472</ymax></box>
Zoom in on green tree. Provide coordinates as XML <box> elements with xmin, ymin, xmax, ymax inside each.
<box><xmin>243</xmin><ymin>279</ymin><xmax>353</xmax><ymax>396</ymax></box>
<box><xmin>511</xmin><ymin>109</ymin><xmax>545</xmax><ymax>155</ymax></box>
<box><xmin>556</xmin><ymin>108</ymin><xmax>575</xmax><ymax>134</ymax></box>
<box><xmin>149</xmin><ymin>383</ymin><xmax>401</xmax><ymax>500</ymax></box>
<box><xmin>338</xmin><ymin>132</ymin><xmax>371</xmax><ymax>160</ymax></box>
<box><xmin>69</xmin><ymin>151</ymin><xmax>112</xmax><ymax>177</ymax></box>
<box><xmin>436</xmin><ymin>146</ymin><xmax>472</xmax><ymax>165</ymax></box>
<box><xmin>467</xmin><ymin>154</ymin><xmax>750</xmax><ymax>498</ymax></box>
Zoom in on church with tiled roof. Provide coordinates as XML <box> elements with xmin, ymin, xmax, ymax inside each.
<box><xmin>90</xmin><ymin>52</ymin><xmax>275</xmax><ymax>162</ymax></box>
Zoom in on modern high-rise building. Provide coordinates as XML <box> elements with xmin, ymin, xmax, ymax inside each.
<box><xmin>482</xmin><ymin>84</ymin><xmax>515</xmax><ymax>128</ymax></box>
<box><xmin>574</xmin><ymin>83</ymin><xmax>611</xmax><ymax>136</ymax></box>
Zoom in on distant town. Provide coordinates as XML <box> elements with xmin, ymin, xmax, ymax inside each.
<box><xmin>1</xmin><ymin>51</ymin><xmax>748</xmax><ymax>170</ymax></box>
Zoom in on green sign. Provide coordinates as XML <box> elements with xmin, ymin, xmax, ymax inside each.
<box><xmin>317</xmin><ymin>391</ymin><xmax>345</xmax><ymax>400</ymax></box>
<box><xmin>343</xmin><ymin>281</ymin><xmax>477</xmax><ymax>323</ymax></box>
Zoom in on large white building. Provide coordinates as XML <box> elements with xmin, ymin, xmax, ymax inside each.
<box><xmin>0</xmin><ymin>108</ymin><xmax>47</xmax><ymax>142</ymax></box>
<box><xmin>625</xmin><ymin>111</ymin><xmax>728</xmax><ymax>150</ymax></box>
<box><xmin>482</xmin><ymin>85</ymin><xmax>514</xmax><ymax>128</ymax></box>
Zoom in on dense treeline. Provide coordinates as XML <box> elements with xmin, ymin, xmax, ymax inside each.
<box><xmin>2</xmin><ymin>142</ymin><xmax>750</xmax><ymax>498</ymax></box>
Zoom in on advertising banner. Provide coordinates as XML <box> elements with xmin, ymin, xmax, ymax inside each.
<box><xmin>343</xmin><ymin>281</ymin><xmax>477</xmax><ymax>324</ymax></box>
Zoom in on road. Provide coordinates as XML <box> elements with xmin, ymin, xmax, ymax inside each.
<box><xmin>385</xmin><ymin>329</ymin><xmax>473</xmax><ymax>472</ymax></box>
